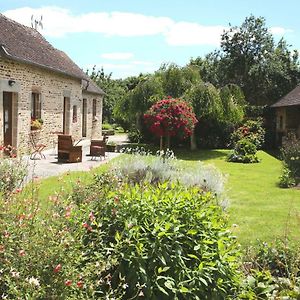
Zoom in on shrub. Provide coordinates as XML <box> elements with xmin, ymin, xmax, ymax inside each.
<box><xmin>227</xmin><ymin>138</ymin><xmax>259</xmax><ymax>163</ymax></box>
<box><xmin>79</xmin><ymin>180</ymin><xmax>241</xmax><ymax>299</ymax></box>
<box><xmin>127</xmin><ymin>128</ymin><xmax>142</xmax><ymax>143</ymax></box>
<box><xmin>0</xmin><ymin>190</ymin><xmax>88</xmax><ymax>299</ymax></box>
<box><xmin>279</xmin><ymin>164</ymin><xmax>296</xmax><ymax>188</ymax></box>
<box><xmin>0</xmin><ymin>156</ymin><xmax>27</xmax><ymax>197</ymax></box>
<box><xmin>230</xmin><ymin>118</ymin><xmax>265</xmax><ymax>149</ymax></box>
<box><xmin>112</xmin><ymin>149</ymin><xmax>226</xmax><ymax>198</ymax></box>
<box><xmin>281</xmin><ymin>132</ymin><xmax>300</xmax><ymax>181</ymax></box>
<box><xmin>239</xmin><ymin>241</ymin><xmax>300</xmax><ymax>298</ymax></box>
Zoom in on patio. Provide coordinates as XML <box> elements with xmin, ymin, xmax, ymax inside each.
<box><xmin>25</xmin><ymin>134</ymin><xmax>127</xmax><ymax>180</ymax></box>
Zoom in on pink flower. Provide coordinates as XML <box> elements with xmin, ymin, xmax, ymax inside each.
<box><xmin>54</xmin><ymin>264</ymin><xmax>62</xmax><ymax>273</ymax></box>
<box><xmin>77</xmin><ymin>280</ymin><xmax>83</xmax><ymax>288</ymax></box>
<box><xmin>19</xmin><ymin>249</ymin><xmax>26</xmax><ymax>256</ymax></box>
<box><xmin>65</xmin><ymin>279</ymin><xmax>72</xmax><ymax>286</ymax></box>
<box><xmin>89</xmin><ymin>212</ymin><xmax>95</xmax><ymax>221</ymax></box>
<box><xmin>82</xmin><ymin>222</ymin><xmax>88</xmax><ymax>228</ymax></box>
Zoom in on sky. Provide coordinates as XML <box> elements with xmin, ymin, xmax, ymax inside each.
<box><xmin>1</xmin><ymin>0</ymin><xmax>300</xmax><ymax>79</ymax></box>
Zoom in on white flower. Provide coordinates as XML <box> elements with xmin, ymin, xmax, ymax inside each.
<box><xmin>27</xmin><ymin>277</ymin><xmax>40</xmax><ymax>287</ymax></box>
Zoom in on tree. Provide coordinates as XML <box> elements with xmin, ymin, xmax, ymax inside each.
<box><xmin>220</xmin><ymin>15</ymin><xmax>300</xmax><ymax>105</ymax></box>
<box><xmin>144</xmin><ymin>98</ymin><xmax>197</xmax><ymax>150</ymax></box>
<box><xmin>156</xmin><ymin>63</ymin><xmax>201</xmax><ymax>98</ymax></box>
<box><xmin>191</xmin><ymin>16</ymin><xmax>300</xmax><ymax>107</ymax></box>
<box><xmin>184</xmin><ymin>83</ymin><xmax>245</xmax><ymax>148</ymax></box>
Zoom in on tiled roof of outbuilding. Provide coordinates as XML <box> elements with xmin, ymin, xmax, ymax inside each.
<box><xmin>271</xmin><ymin>85</ymin><xmax>300</xmax><ymax>108</ymax></box>
<box><xmin>0</xmin><ymin>13</ymin><xmax>104</xmax><ymax>95</ymax></box>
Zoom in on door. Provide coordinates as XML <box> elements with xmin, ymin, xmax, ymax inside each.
<box><xmin>82</xmin><ymin>98</ymin><xmax>87</xmax><ymax>137</ymax></box>
<box><xmin>3</xmin><ymin>92</ymin><xmax>13</xmax><ymax>149</ymax></box>
<box><xmin>63</xmin><ymin>97</ymin><xmax>70</xmax><ymax>134</ymax></box>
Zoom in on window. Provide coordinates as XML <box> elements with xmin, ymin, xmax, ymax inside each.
<box><xmin>72</xmin><ymin>105</ymin><xmax>77</xmax><ymax>123</ymax></box>
<box><xmin>31</xmin><ymin>93</ymin><xmax>41</xmax><ymax>119</ymax></box>
<box><xmin>92</xmin><ymin>99</ymin><xmax>97</xmax><ymax>118</ymax></box>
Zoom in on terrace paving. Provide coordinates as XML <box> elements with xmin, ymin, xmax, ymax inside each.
<box><xmin>25</xmin><ymin>134</ymin><xmax>127</xmax><ymax>180</ymax></box>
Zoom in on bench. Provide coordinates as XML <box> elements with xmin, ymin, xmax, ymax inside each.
<box><xmin>58</xmin><ymin>134</ymin><xmax>82</xmax><ymax>163</ymax></box>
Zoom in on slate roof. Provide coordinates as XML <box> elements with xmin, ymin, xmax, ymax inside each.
<box><xmin>0</xmin><ymin>13</ymin><xmax>104</xmax><ymax>95</ymax></box>
<box><xmin>271</xmin><ymin>85</ymin><xmax>300</xmax><ymax>108</ymax></box>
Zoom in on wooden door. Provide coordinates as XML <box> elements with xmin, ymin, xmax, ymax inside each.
<box><xmin>82</xmin><ymin>99</ymin><xmax>87</xmax><ymax>137</ymax></box>
<box><xmin>3</xmin><ymin>92</ymin><xmax>13</xmax><ymax>148</ymax></box>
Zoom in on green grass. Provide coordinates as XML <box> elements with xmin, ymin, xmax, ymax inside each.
<box><xmin>175</xmin><ymin>149</ymin><xmax>300</xmax><ymax>247</ymax></box>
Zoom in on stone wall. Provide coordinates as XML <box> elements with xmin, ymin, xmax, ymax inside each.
<box><xmin>0</xmin><ymin>57</ymin><xmax>103</xmax><ymax>154</ymax></box>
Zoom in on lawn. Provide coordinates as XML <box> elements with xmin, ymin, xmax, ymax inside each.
<box><xmin>176</xmin><ymin>149</ymin><xmax>300</xmax><ymax>247</ymax></box>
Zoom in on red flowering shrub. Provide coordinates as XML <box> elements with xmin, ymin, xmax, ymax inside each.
<box><xmin>144</xmin><ymin>98</ymin><xmax>197</xmax><ymax>140</ymax></box>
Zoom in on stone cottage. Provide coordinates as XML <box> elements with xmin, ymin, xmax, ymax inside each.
<box><xmin>0</xmin><ymin>13</ymin><xmax>104</xmax><ymax>154</ymax></box>
<box><xmin>271</xmin><ymin>85</ymin><xmax>300</xmax><ymax>145</ymax></box>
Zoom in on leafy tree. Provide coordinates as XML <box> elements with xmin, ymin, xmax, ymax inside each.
<box><xmin>144</xmin><ymin>98</ymin><xmax>197</xmax><ymax>150</ymax></box>
<box><xmin>184</xmin><ymin>83</ymin><xmax>245</xmax><ymax>148</ymax></box>
<box><xmin>220</xmin><ymin>15</ymin><xmax>300</xmax><ymax>105</ymax></box>
<box><xmin>156</xmin><ymin>63</ymin><xmax>201</xmax><ymax>98</ymax></box>
<box><xmin>191</xmin><ymin>16</ymin><xmax>300</xmax><ymax>107</ymax></box>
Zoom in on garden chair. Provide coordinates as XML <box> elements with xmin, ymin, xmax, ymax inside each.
<box><xmin>29</xmin><ymin>132</ymin><xmax>46</xmax><ymax>160</ymax></box>
<box><xmin>57</xmin><ymin>134</ymin><xmax>82</xmax><ymax>163</ymax></box>
<box><xmin>89</xmin><ymin>137</ymin><xmax>107</xmax><ymax>160</ymax></box>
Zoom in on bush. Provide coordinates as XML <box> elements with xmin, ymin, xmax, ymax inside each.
<box><xmin>79</xmin><ymin>179</ymin><xmax>241</xmax><ymax>299</ymax></box>
<box><xmin>281</xmin><ymin>133</ymin><xmax>300</xmax><ymax>181</ymax></box>
<box><xmin>227</xmin><ymin>138</ymin><xmax>259</xmax><ymax>163</ymax></box>
<box><xmin>0</xmin><ymin>189</ymin><xmax>87</xmax><ymax>299</ymax></box>
<box><xmin>112</xmin><ymin>149</ymin><xmax>226</xmax><ymax>198</ymax></box>
<box><xmin>127</xmin><ymin>128</ymin><xmax>142</xmax><ymax>143</ymax></box>
<box><xmin>239</xmin><ymin>241</ymin><xmax>300</xmax><ymax>298</ymax></box>
<box><xmin>230</xmin><ymin>118</ymin><xmax>265</xmax><ymax>149</ymax></box>
<box><xmin>0</xmin><ymin>156</ymin><xmax>27</xmax><ymax>197</ymax></box>
<box><xmin>279</xmin><ymin>164</ymin><xmax>296</xmax><ymax>188</ymax></box>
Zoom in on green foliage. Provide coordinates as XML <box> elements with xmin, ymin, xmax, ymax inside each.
<box><xmin>0</xmin><ymin>189</ymin><xmax>88</xmax><ymax>299</ymax></box>
<box><xmin>157</xmin><ymin>63</ymin><xmax>201</xmax><ymax>98</ymax></box>
<box><xmin>227</xmin><ymin>138</ymin><xmax>259</xmax><ymax>163</ymax></box>
<box><xmin>279</xmin><ymin>164</ymin><xmax>296</xmax><ymax>188</ymax></box>
<box><xmin>239</xmin><ymin>241</ymin><xmax>300</xmax><ymax>298</ymax></box>
<box><xmin>112</xmin><ymin>150</ymin><xmax>226</xmax><ymax>197</ymax></box>
<box><xmin>127</xmin><ymin>127</ymin><xmax>143</xmax><ymax>143</ymax></box>
<box><xmin>191</xmin><ymin>15</ymin><xmax>300</xmax><ymax>107</ymax></box>
<box><xmin>0</xmin><ymin>157</ymin><xmax>27</xmax><ymax>197</ymax></box>
<box><xmin>280</xmin><ymin>133</ymin><xmax>300</xmax><ymax>180</ymax></box>
<box><xmin>80</xmin><ymin>179</ymin><xmax>240</xmax><ymax>299</ymax></box>
<box><xmin>230</xmin><ymin>118</ymin><xmax>265</xmax><ymax>149</ymax></box>
<box><xmin>184</xmin><ymin>83</ymin><xmax>245</xmax><ymax>148</ymax></box>
<box><xmin>220</xmin><ymin>15</ymin><xmax>300</xmax><ymax>105</ymax></box>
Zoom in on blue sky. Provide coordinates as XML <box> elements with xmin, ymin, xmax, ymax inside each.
<box><xmin>1</xmin><ymin>0</ymin><xmax>300</xmax><ymax>78</ymax></box>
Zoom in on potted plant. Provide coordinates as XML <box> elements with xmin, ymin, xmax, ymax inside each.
<box><xmin>31</xmin><ymin>118</ymin><xmax>43</xmax><ymax>131</ymax></box>
<box><xmin>106</xmin><ymin>141</ymin><xmax>117</xmax><ymax>152</ymax></box>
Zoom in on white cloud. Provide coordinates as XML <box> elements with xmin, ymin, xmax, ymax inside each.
<box><xmin>5</xmin><ymin>6</ymin><xmax>292</xmax><ymax>47</ymax></box>
<box><xmin>89</xmin><ymin>61</ymin><xmax>158</xmax><ymax>79</ymax></box>
<box><xmin>269</xmin><ymin>26</ymin><xmax>293</xmax><ymax>35</ymax></box>
<box><xmin>101</xmin><ymin>52</ymin><xmax>134</xmax><ymax>60</ymax></box>
<box><xmin>3</xmin><ymin>6</ymin><xmax>173</xmax><ymax>38</ymax></box>
<box><xmin>165</xmin><ymin>21</ymin><xmax>226</xmax><ymax>46</ymax></box>
<box><xmin>3</xmin><ymin>6</ymin><xmax>224</xmax><ymax>46</ymax></box>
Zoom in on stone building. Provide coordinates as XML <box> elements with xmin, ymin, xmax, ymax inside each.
<box><xmin>271</xmin><ymin>85</ymin><xmax>300</xmax><ymax>145</ymax></box>
<box><xmin>0</xmin><ymin>13</ymin><xmax>104</xmax><ymax>154</ymax></box>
